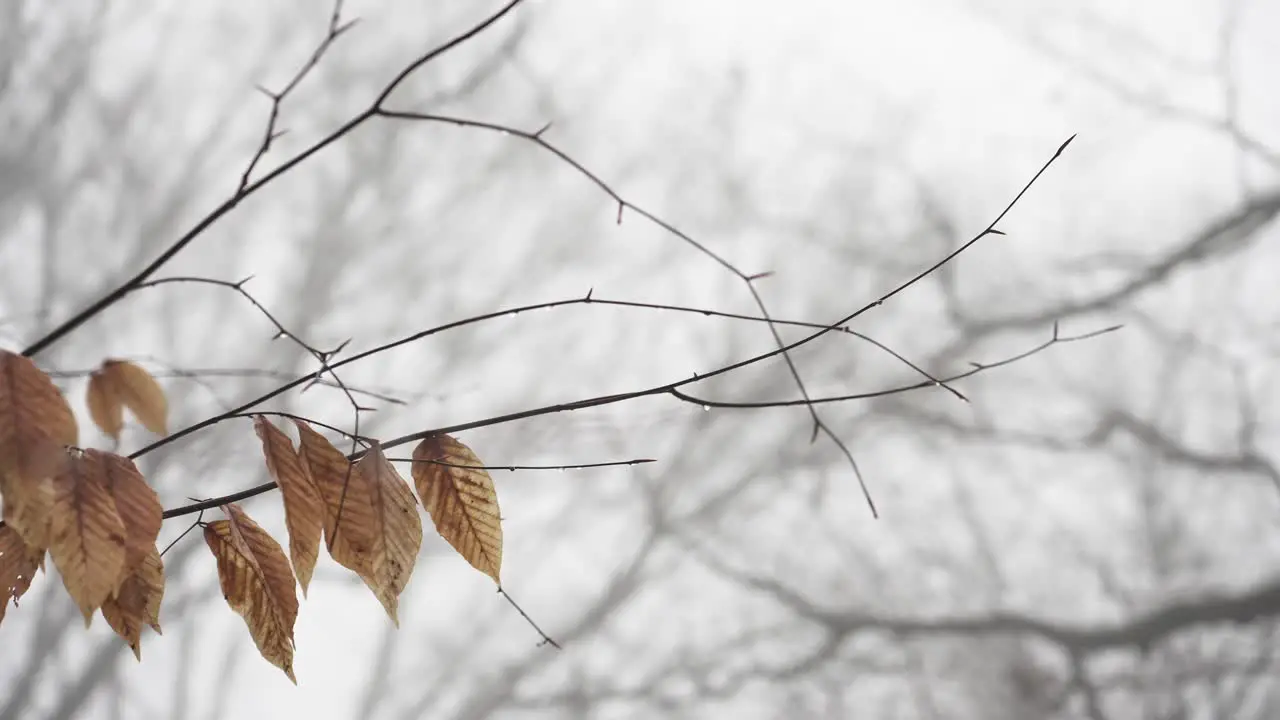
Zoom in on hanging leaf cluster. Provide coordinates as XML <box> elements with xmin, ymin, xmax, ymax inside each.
<box><xmin>0</xmin><ymin>348</ymin><xmax>508</xmax><ymax>684</ymax></box>
<box><xmin>207</xmin><ymin>416</ymin><xmax>504</xmax><ymax>680</ymax></box>
<box><xmin>1</xmin><ymin>352</ymin><xmax>166</xmax><ymax>659</ymax></box>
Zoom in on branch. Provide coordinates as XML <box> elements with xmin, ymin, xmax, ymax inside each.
<box><xmin>374</xmin><ymin>109</ymin><xmax>866</xmax><ymax>512</ymax></box>
<box><xmin>705</xmin><ymin>548</ymin><xmax>1280</xmax><ymax>656</ymax></box>
<box><xmin>21</xmin><ymin>0</ymin><xmax>529</xmax><ymax>358</ymax></box>
<box><xmin>825</xmin><ymin>577</ymin><xmax>1280</xmax><ymax>654</ymax></box>
<box><xmin>965</xmin><ymin>186</ymin><xmax>1280</xmax><ymax>338</ymax></box>
<box><xmin>674</xmin><ymin>323</ymin><xmax>1120</xmax><ymax>408</ymax></box>
<box><xmin>239</xmin><ymin>0</ymin><xmax>358</xmax><ymax>193</ymax></box>
<box><xmin>137</xmin><ymin>278</ymin><xmax>960</xmax><ymax>396</ymax></box>
<box><xmin>134</xmin><ymin>274</ymin><xmax>375</xmax><ymax>457</ymax></box>
<box><xmin>388</xmin><ymin>457</ymin><xmax>656</xmax><ymax>472</ymax></box>
<box><xmin>972</xmin><ymin>3</ymin><xmax>1280</xmax><ymax>168</ymax></box>
<box><xmin>124</xmin><ymin>292</ymin><xmax>949</xmax><ymax>462</ymax></box>
<box><xmin>150</xmin><ymin>324</ymin><xmax>1085</xmax><ymax>524</ymax></box>
<box><xmin>140</xmin><ymin>135</ymin><xmax>1075</xmax><ymax>521</ymax></box>
<box><xmin>46</xmin><ymin>365</ymin><xmax>406</xmax><ymax>405</ymax></box>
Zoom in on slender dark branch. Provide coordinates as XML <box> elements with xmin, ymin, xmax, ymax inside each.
<box><xmin>391</xmin><ymin>457</ymin><xmax>656</xmax><ymax>471</ymax></box>
<box><xmin>1069</xmin><ymin>652</ymin><xmax>1108</xmax><ymax>720</ymax></box>
<box><xmin>138</xmin><ymin>276</ymin><xmax>337</xmax><ymax>358</ymax></box>
<box><xmin>675</xmin><ymin>324</ymin><xmax>1121</xmax><ymax>409</ymax></box>
<box><xmin>46</xmin><ymin>365</ymin><xmax>406</xmax><ymax>405</ymax></box>
<box><xmin>127</xmin><ymin>293</ymin><xmax>958</xmax><ymax>461</ymax></box>
<box><xmin>703</xmin><ymin>537</ymin><xmax>1280</xmax><ymax>659</ymax></box>
<box><xmin>151</xmin><ymin>320</ymin><xmax>1074</xmax><ymax>522</ymax></box>
<box><xmin>498</xmin><ymin>587</ymin><xmax>561</xmax><ymax>649</ymax></box>
<box><xmin>21</xmin><ymin>0</ymin><xmax>528</xmax><ymax>357</ymax></box>
<box><xmin>232</xmin><ymin>412</ymin><xmax>370</xmax><ymax>444</ymax></box>
<box><xmin>74</xmin><ymin>275</ymin><xmax>961</xmax><ymax>396</ymax></box>
<box><xmin>826</xmin><ymin>575</ymin><xmax>1280</xmax><ymax>654</ymax></box>
<box><xmin>159</xmin><ymin>511</ymin><xmax>204</xmax><ymax>557</ymax></box>
<box><xmin>371</xmin><ymin>0</ymin><xmax>527</xmax><ymax>108</ymax></box>
<box><xmin>163</xmin><ymin>484</ymin><xmax>275</xmax><ymax>520</ymax></box>
<box><xmin>150</xmin><ymin>137</ymin><xmax>1076</xmax><ymax>521</ymax></box>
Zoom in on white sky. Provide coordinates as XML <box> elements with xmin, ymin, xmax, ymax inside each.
<box><xmin>4</xmin><ymin>0</ymin><xmax>1279</xmax><ymax>718</ymax></box>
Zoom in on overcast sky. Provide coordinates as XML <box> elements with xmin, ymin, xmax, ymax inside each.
<box><xmin>3</xmin><ymin>1</ymin><xmax>1279</xmax><ymax>719</ymax></box>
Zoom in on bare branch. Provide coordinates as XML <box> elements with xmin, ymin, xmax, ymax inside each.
<box><xmin>21</xmin><ymin>0</ymin><xmax>529</xmax><ymax>357</ymax></box>
<box><xmin>135</xmin><ymin>135</ymin><xmax>1075</xmax><ymax>522</ymax></box>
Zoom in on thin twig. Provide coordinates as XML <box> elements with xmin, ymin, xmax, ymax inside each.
<box><xmin>391</xmin><ymin>457</ymin><xmax>656</xmax><ymax>471</ymax></box>
<box><xmin>498</xmin><ymin>587</ymin><xmax>560</xmax><ymax>649</ymax></box>
<box><xmin>239</xmin><ymin>0</ymin><xmax>358</xmax><ymax>192</ymax></box>
<box><xmin>674</xmin><ymin>324</ymin><xmax>1121</xmax><ymax>408</ymax></box>
<box><xmin>160</xmin><ymin>511</ymin><xmax>205</xmax><ymax>558</ymax></box>
<box><xmin>137</xmin><ymin>275</ymin><xmax>376</xmax><ymax>447</ymax></box>
<box><xmin>152</xmin><ymin>320</ymin><xmax>1081</xmax><ymax>524</ymax></box>
<box><xmin>376</xmin><ymin>107</ymin><xmax>853</xmax><ymax>497</ymax></box>
<box><xmin>21</xmin><ymin>0</ymin><xmax>529</xmax><ymax>358</ymax></box>
<box><xmin>130</xmin><ymin>289</ymin><xmax>979</xmax><ymax>466</ymax></box>
<box><xmin>77</xmin><ymin>275</ymin><xmax>964</xmax><ymax>399</ymax></box>
<box><xmin>148</xmin><ymin>136</ymin><xmax>1077</xmax><ymax>521</ymax></box>
<box><xmin>48</xmin><ymin>365</ymin><xmax>405</xmax><ymax>405</ymax></box>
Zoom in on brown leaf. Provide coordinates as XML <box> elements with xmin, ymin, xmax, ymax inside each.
<box><xmin>86</xmin><ymin>370</ymin><xmax>124</xmax><ymax>440</ymax></box>
<box><xmin>0</xmin><ymin>472</ymin><xmax>55</xmax><ymax>551</ymax></box>
<box><xmin>0</xmin><ymin>350</ymin><xmax>77</xmax><ymax>547</ymax></box>
<box><xmin>204</xmin><ymin>504</ymin><xmax>299</xmax><ymax>683</ymax></box>
<box><xmin>412</xmin><ymin>435</ymin><xmax>502</xmax><ymax>584</ymax></box>
<box><xmin>293</xmin><ymin>420</ymin><xmax>375</xmax><ymax>580</ymax></box>
<box><xmin>0</xmin><ymin>525</ymin><xmax>42</xmax><ymax>626</ymax></box>
<box><xmin>353</xmin><ymin>442</ymin><xmax>422</xmax><ymax>626</ymax></box>
<box><xmin>91</xmin><ymin>450</ymin><xmax>162</xmax><ymax>574</ymax></box>
<box><xmin>137</xmin><ymin>545</ymin><xmax>164</xmax><ymax>632</ymax></box>
<box><xmin>253</xmin><ymin>416</ymin><xmax>322</xmax><ymax>595</ymax></box>
<box><xmin>101</xmin><ymin>360</ymin><xmax>168</xmax><ymax>436</ymax></box>
<box><xmin>101</xmin><ymin>546</ymin><xmax>164</xmax><ymax>659</ymax></box>
<box><xmin>47</xmin><ymin>451</ymin><xmax>128</xmax><ymax>624</ymax></box>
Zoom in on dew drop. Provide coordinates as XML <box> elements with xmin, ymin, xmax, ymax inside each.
<box><xmin>702</xmin><ymin>405</ymin><xmax>711</xmax><ymax>412</ymax></box>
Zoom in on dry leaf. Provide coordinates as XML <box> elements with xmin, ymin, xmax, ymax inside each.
<box><xmin>101</xmin><ymin>546</ymin><xmax>164</xmax><ymax>659</ymax></box>
<box><xmin>101</xmin><ymin>360</ymin><xmax>168</xmax><ymax>436</ymax></box>
<box><xmin>136</xmin><ymin>546</ymin><xmax>164</xmax><ymax>632</ymax></box>
<box><xmin>86</xmin><ymin>370</ymin><xmax>124</xmax><ymax>441</ymax></box>
<box><xmin>0</xmin><ymin>350</ymin><xmax>77</xmax><ymax>547</ymax></box>
<box><xmin>253</xmin><ymin>416</ymin><xmax>322</xmax><ymax>595</ymax></box>
<box><xmin>0</xmin><ymin>472</ymin><xmax>55</xmax><ymax>550</ymax></box>
<box><xmin>293</xmin><ymin>420</ymin><xmax>375</xmax><ymax>579</ymax></box>
<box><xmin>0</xmin><ymin>524</ymin><xmax>42</xmax><ymax>626</ymax></box>
<box><xmin>91</xmin><ymin>450</ymin><xmax>162</xmax><ymax>574</ymax></box>
<box><xmin>353</xmin><ymin>442</ymin><xmax>422</xmax><ymax>626</ymax></box>
<box><xmin>412</xmin><ymin>435</ymin><xmax>502</xmax><ymax>584</ymax></box>
<box><xmin>204</xmin><ymin>504</ymin><xmax>299</xmax><ymax>683</ymax></box>
<box><xmin>48</xmin><ymin>451</ymin><xmax>128</xmax><ymax>624</ymax></box>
